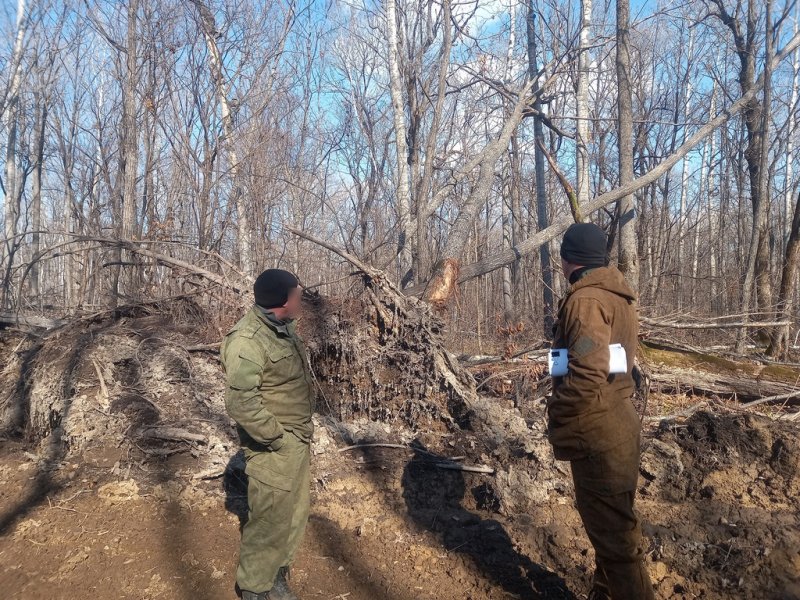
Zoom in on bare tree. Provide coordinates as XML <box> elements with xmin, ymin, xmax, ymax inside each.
<box><xmin>575</xmin><ymin>0</ymin><xmax>592</xmax><ymax>208</ymax></box>
<box><xmin>385</xmin><ymin>0</ymin><xmax>414</xmax><ymax>288</ymax></box>
<box><xmin>769</xmin><ymin>189</ymin><xmax>800</xmax><ymax>357</ymax></box>
<box><xmin>616</xmin><ymin>0</ymin><xmax>637</xmax><ymax>292</ymax></box>
<box><xmin>527</xmin><ymin>6</ymin><xmax>554</xmax><ymax>333</ymax></box>
<box><xmin>1</xmin><ymin>0</ymin><xmax>30</xmax><ymax>304</ymax></box>
<box><xmin>731</xmin><ymin>0</ymin><xmax>774</xmax><ymax>351</ymax></box>
<box><xmin>190</xmin><ymin>0</ymin><xmax>255</xmax><ymax>276</ymax></box>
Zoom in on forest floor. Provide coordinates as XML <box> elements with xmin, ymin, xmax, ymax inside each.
<box><xmin>0</xmin><ymin>305</ymin><xmax>799</xmax><ymax>600</ymax></box>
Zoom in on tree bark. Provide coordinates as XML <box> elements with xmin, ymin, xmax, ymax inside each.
<box><xmin>785</xmin><ymin>17</ymin><xmax>799</xmax><ymax>245</ymax></box>
<box><xmin>118</xmin><ymin>0</ymin><xmax>140</xmax><ymax>302</ymax></box>
<box><xmin>1</xmin><ymin>0</ymin><xmax>28</xmax><ymax>307</ymax></box>
<box><xmin>575</xmin><ymin>0</ymin><xmax>592</xmax><ymax>208</ymax></box>
<box><xmin>676</xmin><ymin>28</ymin><xmax>695</xmax><ymax>309</ymax></box>
<box><xmin>768</xmin><ymin>190</ymin><xmax>800</xmax><ymax>358</ymax></box>
<box><xmin>501</xmin><ymin>0</ymin><xmax>517</xmax><ymax>323</ymax></box>
<box><xmin>616</xmin><ymin>0</ymin><xmax>637</xmax><ymax>292</ymax></box>
<box><xmin>527</xmin><ymin>7</ymin><xmax>554</xmax><ymax>334</ymax></box>
<box><xmin>736</xmin><ymin>0</ymin><xmax>773</xmax><ymax>352</ymax></box>
<box><xmin>385</xmin><ymin>0</ymin><xmax>414</xmax><ymax>288</ymax></box>
<box><xmin>30</xmin><ymin>96</ymin><xmax>47</xmax><ymax>303</ymax></box>
<box><xmin>191</xmin><ymin>0</ymin><xmax>254</xmax><ymax>277</ymax></box>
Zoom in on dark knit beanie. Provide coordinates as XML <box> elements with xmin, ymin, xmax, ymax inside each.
<box><xmin>254</xmin><ymin>269</ymin><xmax>299</xmax><ymax>309</ymax></box>
<box><xmin>560</xmin><ymin>223</ymin><xmax>608</xmax><ymax>267</ymax></box>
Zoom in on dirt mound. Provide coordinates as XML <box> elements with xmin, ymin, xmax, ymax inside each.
<box><xmin>0</xmin><ymin>300</ymin><xmax>235</xmax><ymax>479</ymax></box>
<box><xmin>640</xmin><ymin>411</ymin><xmax>800</xmax><ymax>502</ymax></box>
<box><xmin>638</xmin><ymin>412</ymin><xmax>800</xmax><ymax>598</ymax></box>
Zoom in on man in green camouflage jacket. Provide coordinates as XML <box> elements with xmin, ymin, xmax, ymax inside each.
<box><xmin>221</xmin><ymin>269</ymin><xmax>315</xmax><ymax>600</ymax></box>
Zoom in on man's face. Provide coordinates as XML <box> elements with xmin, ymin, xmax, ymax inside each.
<box><xmin>281</xmin><ymin>285</ymin><xmax>303</xmax><ymax>320</ymax></box>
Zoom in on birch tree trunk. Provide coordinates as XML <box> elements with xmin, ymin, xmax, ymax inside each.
<box><xmin>385</xmin><ymin>0</ymin><xmax>414</xmax><ymax>287</ymax></box>
<box><xmin>191</xmin><ymin>0</ymin><xmax>254</xmax><ymax>276</ymax></box>
<box><xmin>575</xmin><ymin>0</ymin><xmax>592</xmax><ymax>207</ymax></box>
<box><xmin>1</xmin><ymin>0</ymin><xmax>28</xmax><ymax>306</ymax></box>
<box><xmin>3</xmin><ymin>99</ymin><xmax>20</xmax><ymax>297</ymax></box>
<box><xmin>501</xmin><ymin>0</ymin><xmax>517</xmax><ymax>323</ymax></box>
<box><xmin>676</xmin><ymin>29</ymin><xmax>695</xmax><ymax>309</ymax></box>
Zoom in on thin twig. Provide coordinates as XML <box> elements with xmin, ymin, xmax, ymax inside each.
<box><xmin>435</xmin><ymin>462</ymin><xmax>494</xmax><ymax>474</ymax></box>
<box><xmin>338</xmin><ymin>443</ymin><xmax>464</xmax><ymax>462</ymax></box>
<box><xmin>739</xmin><ymin>391</ymin><xmax>800</xmax><ymax>409</ymax></box>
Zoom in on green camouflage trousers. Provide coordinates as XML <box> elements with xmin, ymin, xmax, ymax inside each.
<box><xmin>237</xmin><ymin>431</ymin><xmax>311</xmax><ymax>593</ymax></box>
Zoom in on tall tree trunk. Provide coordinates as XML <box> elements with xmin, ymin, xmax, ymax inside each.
<box><xmin>1</xmin><ymin>0</ymin><xmax>28</xmax><ymax>308</ymax></box>
<box><xmin>121</xmin><ymin>0</ymin><xmax>139</xmax><ymax>240</ymax></box>
<box><xmin>692</xmin><ymin>133</ymin><xmax>710</xmax><ymax>307</ymax></box>
<box><xmin>118</xmin><ymin>0</ymin><xmax>140</xmax><ymax>302</ymax></box>
<box><xmin>385</xmin><ymin>0</ymin><xmax>414</xmax><ymax>287</ymax></box>
<box><xmin>786</xmin><ymin>17</ymin><xmax>799</xmax><ymax>245</ymax></box>
<box><xmin>30</xmin><ymin>96</ymin><xmax>47</xmax><ymax>303</ymax></box>
<box><xmin>768</xmin><ymin>190</ymin><xmax>800</xmax><ymax>357</ymax></box>
<box><xmin>501</xmin><ymin>0</ymin><xmax>517</xmax><ymax>324</ymax></box>
<box><xmin>736</xmin><ymin>0</ymin><xmax>773</xmax><ymax>352</ymax></box>
<box><xmin>2</xmin><ymin>97</ymin><xmax>20</xmax><ymax>308</ymax></box>
<box><xmin>527</xmin><ymin>6</ymin><xmax>554</xmax><ymax>334</ymax></box>
<box><xmin>706</xmin><ymin>85</ymin><xmax>718</xmax><ymax>312</ymax></box>
<box><xmin>575</xmin><ymin>0</ymin><xmax>592</xmax><ymax>207</ymax></box>
<box><xmin>616</xmin><ymin>0</ymin><xmax>637</xmax><ymax>292</ymax></box>
<box><xmin>676</xmin><ymin>28</ymin><xmax>695</xmax><ymax>309</ymax></box>
<box><xmin>191</xmin><ymin>0</ymin><xmax>254</xmax><ymax>276</ymax></box>
<box><xmin>501</xmin><ymin>171</ymin><xmax>514</xmax><ymax>323</ymax></box>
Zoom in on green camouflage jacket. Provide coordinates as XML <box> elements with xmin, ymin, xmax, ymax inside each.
<box><xmin>221</xmin><ymin>306</ymin><xmax>315</xmax><ymax>455</ymax></box>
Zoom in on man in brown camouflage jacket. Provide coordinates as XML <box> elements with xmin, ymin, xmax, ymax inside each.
<box><xmin>548</xmin><ymin>222</ymin><xmax>654</xmax><ymax>600</ymax></box>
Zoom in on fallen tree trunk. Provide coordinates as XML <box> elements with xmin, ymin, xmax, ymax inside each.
<box><xmin>0</xmin><ymin>312</ymin><xmax>65</xmax><ymax>329</ymax></box>
<box><xmin>641</xmin><ymin>316</ymin><xmax>793</xmax><ymax>330</ymax></box>
<box><xmin>647</xmin><ymin>368</ymin><xmax>799</xmax><ymax>402</ymax></box>
<box><xmin>642</xmin><ymin>341</ymin><xmax>800</xmax><ymax>402</ymax></box>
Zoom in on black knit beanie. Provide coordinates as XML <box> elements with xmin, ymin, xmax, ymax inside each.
<box><xmin>253</xmin><ymin>269</ymin><xmax>299</xmax><ymax>309</ymax></box>
<box><xmin>560</xmin><ymin>223</ymin><xmax>608</xmax><ymax>267</ymax></box>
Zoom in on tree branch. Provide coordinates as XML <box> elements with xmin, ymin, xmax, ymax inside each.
<box><xmin>411</xmin><ymin>29</ymin><xmax>800</xmax><ymax>292</ymax></box>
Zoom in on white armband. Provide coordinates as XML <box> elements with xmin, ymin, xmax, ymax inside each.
<box><xmin>548</xmin><ymin>344</ymin><xmax>628</xmax><ymax>376</ymax></box>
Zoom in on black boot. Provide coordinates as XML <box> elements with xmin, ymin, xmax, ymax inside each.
<box><xmin>586</xmin><ymin>583</ymin><xmax>611</xmax><ymax>600</ymax></box>
<box><xmin>240</xmin><ymin>591</ymin><xmax>270</xmax><ymax>600</ymax></box>
<box><xmin>270</xmin><ymin>567</ymin><xmax>298</xmax><ymax>600</ymax></box>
